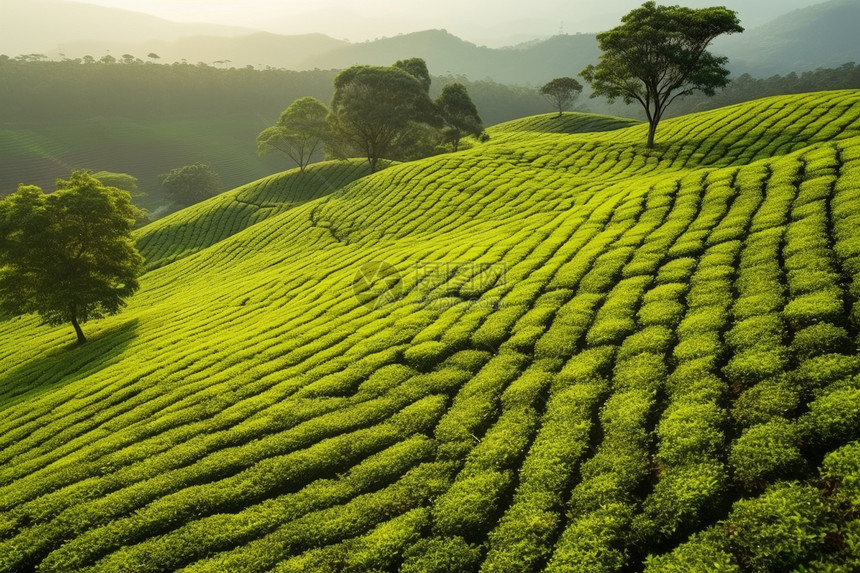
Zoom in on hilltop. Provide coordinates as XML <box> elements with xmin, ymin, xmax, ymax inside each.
<box><xmin>1</xmin><ymin>91</ymin><xmax>860</xmax><ymax>571</ymax></box>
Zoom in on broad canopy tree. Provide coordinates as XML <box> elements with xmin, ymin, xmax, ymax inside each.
<box><xmin>256</xmin><ymin>96</ymin><xmax>331</xmax><ymax>172</ymax></box>
<box><xmin>327</xmin><ymin>60</ymin><xmax>440</xmax><ymax>172</ymax></box>
<box><xmin>581</xmin><ymin>2</ymin><xmax>743</xmax><ymax>148</ymax></box>
<box><xmin>540</xmin><ymin>77</ymin><xmax>583</xmax><ymax>117</ymax></box>
<box><xmin>159</xmin><ymin>162</ymin><xmax>223</xmax><ymax>205</ymax></box>
<box><xmin>435</xmin><ymin>82</ymin><xmax>485</xmax><ymax>152</ymax></box>
<box><xmin>0</xmin><ymin>170</ymin><xmax>144</xmax><ymax>345</ymax></box>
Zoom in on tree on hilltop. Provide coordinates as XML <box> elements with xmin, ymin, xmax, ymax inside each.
<box><xmin>581</xmin><ymin>2</ymin><xmax>743</xmax><ymax>148</ymax></box>
<box><xmin>328</xmin><ymin>61</ymin><xmax>439</xmax><ymax>172</ymax></box>
<box><xmin>159</xmin><ymin>162</ymin><xmax>223</xmax><ymax>205</ymax></box>
<box><xmin>540</xmin><ymin>77</ymin><xmax>583</xmax><ymax>117</ymax></box>
<box><xmin>436</xmin><ymin>83</ymin><xmax>485</xmax><ymax>152</ymax></box>
<box><xmin>256</xmin><ymin>97</ymin><xmax>331</xmax><ymax>172</ymax></box>
<box><xmin>0</xmin><ymin>170</ymin><xmax>144</xmax><ymax>345</ymax></box>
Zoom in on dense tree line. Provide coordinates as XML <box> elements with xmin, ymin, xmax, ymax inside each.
<box><xmin>0</xmin><ymin>56</ymin><xmax>545</xmax><ymax>127</ymax></box>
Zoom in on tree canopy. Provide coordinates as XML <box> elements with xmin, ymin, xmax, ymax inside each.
<box><xmin>436</xmin><ymin>83</ymin><xmax>485</xmax><ymax>152</ymax></box>
<box><xmin>159</xmin><ymin>162</ymin><xmax>223</xmax><ymax>205</ymax></box>
<box><xmin>256</xmin><ymin>96</ymin><xmax>331</xmax><ymax>172</ymax></box>
<box><xmin>539</xmin><ymin>77</ymin><xmax>583</xmax><ymax>117</ymax></box>
<box><xmin>581</xmin><ymin>1</ymin><xmax>743</xmax><ymax>147</ymax></box>
<box><xmin>0</xmin><ymin>170</ymin><xmax>144</xmax><ymax>345</ymax></box>
<box><xmin>328</xmin><ymin>61</ymin><xmax>440</xmax><ymax>172</ymax></box>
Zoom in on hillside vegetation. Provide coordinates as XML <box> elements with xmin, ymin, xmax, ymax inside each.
<box><xmin>2</xmin><ymin>91</ymin><xmax>860</xmax><ymax>571</ymax></box>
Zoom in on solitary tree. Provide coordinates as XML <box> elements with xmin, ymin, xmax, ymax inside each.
<box><xmin>328</xmin><ymin>63</ymin><xmax>438</xmax><ymax>172</ymax></box>
<box><xmin>539</xmin><ymin>77</ymin><xmax>583</xmax><ymax>117</ymax></box>
<box><xmin>256</xmin><ymin>97</ymin><xmax>331</xmax><ymax>171</ymax></box>
<box><xmin>0</xmin><ymin>170</ymin><xmax>144</xmax><ymax>345</ymax></box>
<box><xmin>581</xmin><ymin>2</ymin><xmax>743</xmax><ymax>148</ymax></box>
<box><xmin>436</xmin><ymin>83</ymin><xmax>485</xmax><ymax>152</ymax></box>
<box><xmin>159</xmin><ymin>162</ymin><xmax>223</xmax><ymax>205</ymax></box>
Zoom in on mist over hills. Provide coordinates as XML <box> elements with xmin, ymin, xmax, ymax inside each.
<box><xmin>4</xmin><ymin>0</ymin><xmax>858</xmax><ymax>85</ymax></box>
<box><xmin>715</xmin><ymin>0</ymin><xmax>860</xmax><ymax>76</ymax></box>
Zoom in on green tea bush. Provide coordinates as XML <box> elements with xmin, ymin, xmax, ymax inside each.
<box><xmin>791</xmin><ymin>323</ymin><xmax>853</xmax><ymax>360</ymax></box>
<box><xmin>656</xmin><ymin>402</ymin><xmax>726</xmax><ymax>467</ymax></box>
<box><xmin>723</xmin><ymin>348</ymin><xmax>788</xmax><ymax>387</ymax></box>
<box><xmin>729</xmin><ymin>419</ymin><xmax>804</xmax><ymax>488</ymax></box>
<box><xmin>432</xmin><ymin>470</ymin><xmax>513</xmax><ymax>537</ymax></box>
<box><xmin>645</xmin><ymin>531</ymin><xmax>738</xmax><ymax>572</ymax></box>
<box><xmin>637</xmin><ymin>462</ymin><xmax>726</xmax><ymax>540</ymax></box>
<box><xmin>726</xmin><ymin>483</ymin><xmax>833</xmax><ymax>572</ymax></box>
<box><xmin>617</xmin><ymin>325</ymin><xmax>673</xmax><ymax>360</ymax></box>
<box><xmin>544</xmin><ymin>503</ymin><xmax>633</xmax><ymax>573</ymax></box>
<box><xmin>801</xmin><ymin>387</ymin><xmax>860</xmax><ymax>448</ymax></box>
<box><xmin>732</xmin><ymin>378</ymin><xmax>800</xmax><ymax>426</ymax></box>
<box><xmin>400</xmin><ymin>536</ymin><xmax>482</xmax><ymax>573</ymax></box>
<box><xmin>673</xmin><ymin>332</ymin><xmax>722</xmax><ymax>362</ymax></box>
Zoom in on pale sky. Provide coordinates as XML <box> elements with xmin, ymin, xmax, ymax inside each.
<box><xmin>69</xmin><ymin>0</ymin><xmax>827</xmax><ymax>45</ymax></box>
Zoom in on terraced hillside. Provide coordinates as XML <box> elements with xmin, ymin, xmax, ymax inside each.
<box><xmin>2</xmin><ymin>91</ymin><xmax>860</xmax><ymax>572</ymax></box>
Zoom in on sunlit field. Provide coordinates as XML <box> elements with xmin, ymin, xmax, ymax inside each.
<box><xmin>2</xmin><ymin>90</ymin><xmax>860</xmax><ymax>572</ymax></box>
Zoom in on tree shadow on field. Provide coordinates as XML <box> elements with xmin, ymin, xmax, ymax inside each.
<box><xmin>0</xmin><ymin>319</ymin><xmax>139</xmax><ymax>410</ymax></box>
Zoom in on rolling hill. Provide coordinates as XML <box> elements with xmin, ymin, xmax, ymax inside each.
<box><xmin>2</xmin><ymin>91</ymin><xmax>860</xmax><ymax>571</ymax></box>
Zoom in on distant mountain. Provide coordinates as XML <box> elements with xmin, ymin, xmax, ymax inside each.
<box><xmin>0</xmin><ymin>0</ymin><xmax>253</xmax><ymax>57</ymax></box>
<box><xmin>716</xmin><ymin>0</ymin><xmax>860</xmax><ymax>77</ymax></box>
<box><xmin>2</xmin><ymin>0</ymin><xmax>858</xmax><ymax>85</ymax></box>
<box><xmin>298</xmin><ymin>29</ymin><xmax>599</xmax><ymax>85</ymax></box>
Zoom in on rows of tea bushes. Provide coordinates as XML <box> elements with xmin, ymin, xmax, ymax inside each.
<box><xmin>1</xmin><ymin>91</ymin><xmax>860</xmax><ymax>571</ymax></box>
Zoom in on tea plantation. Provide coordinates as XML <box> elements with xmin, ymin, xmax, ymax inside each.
<box><xmin>2</xmin><ymin>91</ymin><xmax>860</xmax><ymax>572</ymax></box>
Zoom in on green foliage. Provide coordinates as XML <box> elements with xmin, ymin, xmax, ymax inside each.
<box><xmin>328</xmin><ymin>60</ymin><xmax>439</xmax><ymax>171</ymax></box>
<box><xmin>256</xmin><ymin>96</ymin><xmax>331</xmax><ymax>171</ymax></box>
<box><xmin>539</xmin><ymin>77</ymin><xmax>583</xmax><ymax>117</ymax></box>
<box><xmin>0</xmin><ymin>170</ymin><xmax>143</xmax><ymax>344</ymax></box>
<box><xmin>436</xmin><ymin>82</ymin><xmax>485</xmax><ymax>152</ymax></box>
<box><xmin>159</xmin><ymin>162</ymin><xmax>223</xmax><ymax>205</ymax></box>
<box><xmin>2</xmin><ymin>90</ymin><xmax>860</xmax><ymax>572</ymax></box>
<box><xmin>401</xmin><ymin>536</ymin><xmax>482</xmax><ymax>573</ymax></box>
<box><xmin>730</xmin><ymin>419</ymin><xmax>804</xmax><ymax>488</ymax></box>
<box><xmin>726</xmin><ymin>483</ymin><xmax>833</xmax><ymax>572</ymax></box>
<box><xmin>581</xmin><ymin>1</ymin><xmax>743</xmax><ymax>147</ymax></box>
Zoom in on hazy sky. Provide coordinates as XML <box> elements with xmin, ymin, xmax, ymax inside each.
<box><xmin>72</xmin><ymin>0</ymin><xmax>826</xmax><ymax>45</ymax></box>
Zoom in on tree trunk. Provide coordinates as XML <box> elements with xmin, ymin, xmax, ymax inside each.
<box><xmin>70</xmin><ymin>314</ymin><xmax>87</xmax><ymax>345</ymax></box>
<box><xmin>369</xmin><ymin>155</ymin><xmax>378</xmax><ymax>173</ymax></box>
<box><xmin>647</xmin><ymin>120</ymin><xmax>658</xmax><ymax>149</ymax></box>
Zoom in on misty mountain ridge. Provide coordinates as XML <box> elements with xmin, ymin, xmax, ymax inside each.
<box><xmin>2</xmin><ymin>0</ymin><xmax>858</xmax><ymax>85</ymax></box>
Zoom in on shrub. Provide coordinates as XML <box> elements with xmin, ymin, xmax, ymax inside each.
<box><xmin>726</xmin><ymin>483</ymin><xmax>833</xmax><ymax>572</ymax></box>
<box><xmin>783</xmin><ymin>291</ymin><xmax>844</xmax><ymax>328</ymax></box>
<box><xmin>725</xmin><ymin>314</ymin><xmax>784</xmax><ymax>351</ymax></box>
<box><xmin>731</xmin><ymin>378</ymin><xmax>800</xmax><ymax>426</ymax></box>
<box><xmin>673</xmin><ymin>332</ymin><xmax>722</xmax><ymax>362</ymax></box>
<box><xmin>638</xmin><ymin>300</ymin><xmax>686</xmax><ymax>328</ymax></box>
<box><xmin>733</xmin><ymin>292</ymin><xmax>784</xmax><ymax>320</ymax></box>
<box><xmin>801</xmin><ymin>387</ymin><xmax>860</xmax><ymax>448</ymax></box>
<box><xmin>820</xmin><ymin>441</ymin><xmax>860</xmax><ymax>507</ymax></box>
<box><xmin>729</xmin><ymin>419</ymin><xmax>804</xmax><ymax>488</ymax></box>
<box><xmin>792</xmin><ymin>354</ymin><xmax>860</xmax><ymax>395</ymax></box>
<box><xmin>400</xmin><ymin>536</ymin><xmax>482</xmax><ymax>573</ymax></box>
<box><xmin>644</xmin><ymin>530</ymin><xmax>737</xmax><ymax>573</ymax></box>
<box><xmin>723</xmin><ymin>348</ymin><xmax>788</xmax><ymax>387</ymax></box>
<box><xmin>638</xmin><ymin>462</ymin><xmax>726</xmax><ymax>540</ymax></box>
<box><xmin>617</xmin><ymin>325</ymin><xmax>673</xmax><ymax>360</ymax></box>
<box><xmin>404</xmin><ymin>341</ymin><xmax>451</xmax><ymax>370</ymax></box>
<box><xmin>790</xmin><ymin>324</ymin><xmax>853</xmax><ymax>361</ymax></box>
<box><xmin>432</xmin><ymin>470</ymin><xmax>513</xmax><ymax>537</ymax></box>
<box><xmin>544</xmin><ymin>504</ymin><xmax>633</xmax><ymax>573</ymax></box>
<box><xmin>656</xmin><ymin>402</ymin><xmax>726</xmax><ymax>466</ymax></box>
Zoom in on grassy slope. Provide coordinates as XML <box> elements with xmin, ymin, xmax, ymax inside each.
<box><xmin>1</xmin><ymin>92</ymin><xmax>860</xmax><ymax>571</ymax></box>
